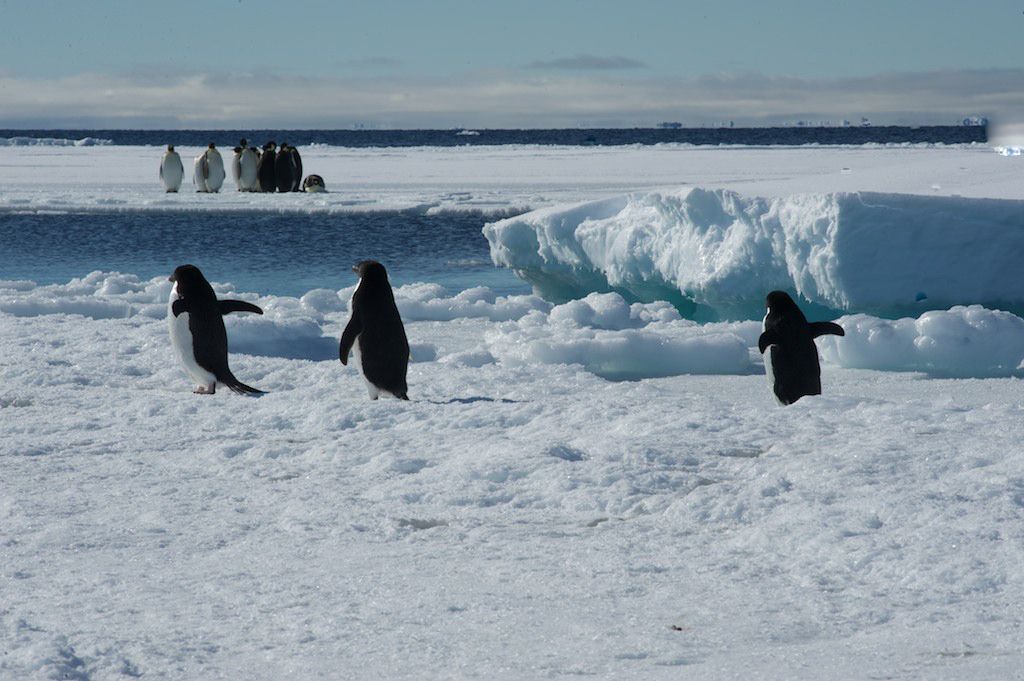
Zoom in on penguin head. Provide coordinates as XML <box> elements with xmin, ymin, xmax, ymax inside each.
<box><xmin>233</xmin><ymin>146</ymin><xmax>242</xmax><ymax>154</ymax></box>
<box><xmin>239</xmin><ymin>138</ymin><xmax>248</xmax><ymax>147</ymax></box>
<box><xmin>207</xmin><ymin>142</ymin><xmax>216</xmax><ymax>149</ymax></box>
<box><xmin>167</xmin><ymin>144</ymin><xmax>175</xmax><ymax>152</ymax></box>
<box><xmin>765</xmin><ymin>290</ymin><xmax>806</xmax><ymax>322</ymax></box>
<box><xmin>169</xmin><ymin>264</ymin><xmax>215</xmax><ymax>300</ymax></box>
<box><xmin>352</xmin><ymin>260</ymin><xmax>389</xmax><ymax>284</ymax></box>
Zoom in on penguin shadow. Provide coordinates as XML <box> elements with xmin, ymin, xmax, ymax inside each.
<box><xmin>423</xmin><ymin>396</ymin><xmax>524</xmax><ymax>405</ymax></box>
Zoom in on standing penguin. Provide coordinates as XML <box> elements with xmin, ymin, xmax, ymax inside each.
<box><xmin>159</xmin><ymin>145</ymin><xmax>184</xmax><ymax>192</ymax></box>
<box><xmin>204</xmin><ymin>143</ymin><xmax>226</xmax><ymax>193</ymax></box>
<box><xmin>758</xmin><ymin>291</ymin><xmax>844</xmax><ymax>405</ymax></box>
<box><xmin>168</xmin><ymin>264</ymin><xmax>265</xmax><ymax>394</ymax></box>
<box><xmin>275</xmin><ymin>142</ymin><xmax>295</xmax><ymax>193</ymax></box>
<box><xmin>340</xmin><ymin>260</ymin><xmax>410</xmax><ymax>400</ymax></box>
<box><xmin>288</xmin><ymin>145</ymin><xmax>303</xmax><ymax>192</ymax></box>
<box><xmin>231</xmin><ymin>146</ymin><xmax>244</xmax><ymax>191</ymax></box>
<box><xmin>258</xmin><ymin>141</ymin><xmax>277</xmax><ymax>192</ymax></box>
<box><xmin>239</xmin><ymin>145</ymin><xmax>259</xmax><ymax>191</ymax></box>
<box><xmin>193</xmin><ymin>151</ymin><xmax>209</xmax><ymax>192</ymax></box>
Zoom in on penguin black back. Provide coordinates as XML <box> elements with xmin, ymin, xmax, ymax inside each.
<box><xmin>275</xmin><ymin>143</ymin><xmax>295</xmax><ymax>193</ymax></box>
<box><xmin>758</xmin><ymin>290</ymin><xmax>844</xmax><ymax>405</ymax></box>
<box><xmin>339</xmin><ymin>260</ymin><xmax>410</xmax><ymax>400</ymax></box>
<box><xmin>258</xmin><ymin>142</ymin><xmax>277</xmax><ymax>192</ymax></box>
<box><xmin>169</xmin><ymin>264</ymin><xmax>265</xmax><ymax>394</ymax></box>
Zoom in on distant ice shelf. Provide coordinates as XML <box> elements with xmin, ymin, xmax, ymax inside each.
<box><xmin>484</xmin><ymin>188</ymin><xmax>1024</xmax><ymax>320</ymax></box>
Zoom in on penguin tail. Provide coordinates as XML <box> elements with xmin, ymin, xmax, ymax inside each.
<box><xmin>398</xmin><ymin>393</ymin><xmax>409</xmax><ymax>401</ymax></box>
<box><xmin>221</xmin><ymin>372</ymin><xmax>265</xmax><ymax>395</ymax></box>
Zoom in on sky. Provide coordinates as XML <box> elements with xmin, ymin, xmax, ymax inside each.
<box><xmin>0</xmin><ymin>0</ymin><xmax>1021</xmax><ymax>128</ymax></box>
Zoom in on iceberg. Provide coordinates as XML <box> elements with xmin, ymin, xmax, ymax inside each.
<box><xmin>483</xmin><ymin>188</ymin><xmax>1024</xmax><ymax>320</ymax></box>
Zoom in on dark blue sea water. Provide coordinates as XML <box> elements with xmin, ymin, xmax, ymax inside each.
<box><xmin>0</xmin><ymin>126</ymin><xmax>986</xmax><ymax>148</ymax></box>
<box><xmin>0</xmin><ymin>211</ymin><xmax>528</xmax><ymax>297</ymax></box>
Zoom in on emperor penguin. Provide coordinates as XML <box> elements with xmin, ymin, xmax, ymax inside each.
<box><xmin>231</xmin><ymin>146</ymin><xmax>243</xmax><ymax>191</ymax></box>
<box><xmin>275</xmin><ymin>142</ymin><xmax>295</xmax><ymax>193</ymax></box>
<box><xmin>239</xmin><ymin>145</ymin><xmax>259</xmax><ymax>191</ymax></box>
<box><xmin>204</xmin><ymin>143</ymin><xmax>226</xmax><ymax>193</ymax></box>
<box><xmin>289</xmin><ymin>145</ymin><xmax>303</xmax><ymax>192</ymax></box>
<box><xmin>168</xmin><ymin>264</ymin><xmax>265</xmax><ymax>394</ymax></box>
<box><xmin>258</xmin><ymin>142</ymin><xmax>277</xmax><ymax>192</ymax></box>
<box><xmin>339</xmin><ymin>260</ymin><xmax>410</xmax><ymax>400</ymax></box>
<box><xmin>159</xmin><ymin>145</ymin><xmax>184</xmax><ymax>192</ymax></box>
<box><xmin>193</xmin><ymin>152</ymin><xmax>209</xmax><ymax>192</ymax></box>
<box><xmin>302</xmin><ymin>175</ymin><xmax>326</xmax><ymax>193</ymax></box>
<box><xmin>758</xmin><ymin>291</ymin><xmax>844</xmax><ymax>405</ymax></box>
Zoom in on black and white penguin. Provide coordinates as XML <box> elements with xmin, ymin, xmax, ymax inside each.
<box><xmin>257</xmin><ymin>142</ymin><xmax>277</xmax><ymax>192</ymax></box>
<box><xmin>339</xmin><ymin>260</ymin><xmax>410</xmax><ymax>400</ymax></box>
<box><xmin>289</xmin><ymin>145</ymin><xmax>303</xmax><ymax>192</ymax></box>
<box><xmin>758</xmin><ymin>290</ymin><xmax>844</xmax><ymax>405</ymax></box>
<box><xmin>159</xmin><ymin>145</ymin><xmax>184</xmax><ymax>192</ymax></box>
<box><xmin>275</xmin><ymin>142</ymin><xmax>295</xmax><ymax>193</ymax></box>
<box><xmin>302</xmin><ymin>175</ymin><xmax>326</xmax><ymax>193</ymax></box>
<box><xmin>239</xmin><ymin>145</ymin><xmax>259</xmax><ymax>192</ymax></box>
<box><xmin>168</xmin><ymin>264</ymin><xmax>265</xmax><ymax>395</ymax></box>
<box><xmin>204</xmin><ymin>143</ymin><xmax>226</xmax><ymax>193</ymax></box>
<box><xmin>193</xmin><ymin>151</ymin><xmax>209</xmax><ymax>192</ymax></box>
<box><xmin>231</xmin><ymin>146</ymin><xmax>243</xmax><ymax>191</ymax></box>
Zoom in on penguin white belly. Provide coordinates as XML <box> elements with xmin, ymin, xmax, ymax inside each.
<box><xmin>206</xmin><ymin>153</ymin><xmax>226</xmax><ymax>192</ymax></box>
<box><xmin>232</xmin><ymin>154</ymin><xmax>242</xmax><ymax>190</ymax></box>
<box><xmin>161</xmin><ymin>154</ymin><xmax>183</xmax><ymax>192</ymax></box>
<box><xmin>762</xmin><ymin>312</ymin><xmax>784</xmax><ymax>405</ymax></box>
<box><xmin>168</xmin><ymin>289</ymin><xmax>216</xmax><ymax>389</ymax></box>
<box><xmin>193</xmin><ymin>155</ymin><xmax>208</xmax><ymax>192</ymax></box>
<box><xmin>240</xmin><ymin>152</ymin><xmax>259</xmax><ymax>191</ymax></box>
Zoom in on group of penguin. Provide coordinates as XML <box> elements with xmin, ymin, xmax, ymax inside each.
<box><xmin>159</xmin><ymin>139</ymin><xmax>326</xmax><ymax>194</ymax></box>
<box><xmin>168</xmin><ymin>262</ymin><xmax>843</xmax><ymax>406</ymax></box>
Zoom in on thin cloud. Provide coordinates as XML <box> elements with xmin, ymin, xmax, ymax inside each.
<box><xmin>0</xmin><ymin>68</ymin><xmax>1018</xmax><ymax>128</ymax></box>
<box><xmin>524</xmin><ymin>54</ymin><xmax>647</xmax><ymax>71</ymax></box>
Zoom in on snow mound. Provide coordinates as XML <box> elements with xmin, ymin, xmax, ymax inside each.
<box><xmin>0</xmin><ymin>136</ymin><xmax>113</xmax><ymax>147</ymax></box>
<box><xmin>486</xmin><ymin>292</ymin><xmax>752</xmax><ymax>380</ymax></box>
<box><xmin>819</xmin><ymin>305</ymin><xmax>1024</xmax><ymax>377</ymax></box>
<box><xmin>484</xmin><ymin>188</ymin><xmax>1024</xmax><ymax>320</ymax></box>
<box><xmin>394</xmin><ymin>283</ymin><xmax>552</xmax><ymax>322</ymax></box>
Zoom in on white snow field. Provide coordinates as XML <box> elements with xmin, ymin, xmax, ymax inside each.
<box><xmin>3</xmin><ymin>142</ymin><xmax>1024</xmax><ymax>679</ymax></box>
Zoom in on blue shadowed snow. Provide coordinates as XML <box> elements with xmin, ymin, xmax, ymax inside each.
<box><xmin>0</xmin><ymin>211</ymin><xmax>529</xmax><ymax>297</ymax></box>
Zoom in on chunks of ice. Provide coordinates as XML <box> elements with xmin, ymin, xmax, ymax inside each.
<box><xmin>485</xmin><ymin>292</ymin><xmax>752</xmax><ymax>380</ymax></box>
<box><xmin>484</xmin><ymin>188</ymin><xmax>1024</xmax><ymax>320</ymax></box>
<box><xmin>818</xmin><ymin>305</ymin><xmax>1024</xmax><ymax>378</ymax></box>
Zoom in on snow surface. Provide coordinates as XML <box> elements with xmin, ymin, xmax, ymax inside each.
<box><xmin>3</xmin><ymin>272</ymin><xmax>1024</xmax><ymax>679</ymax></box>
<box><xmin>4</xmin><ymin>143</ymin><xmax>1024</xmax><ymax>679</ymax></box>
<box><xmin>484</xmin><ymin>188</ymin><xmax>1024</xmax><ymax>319</ymax></box>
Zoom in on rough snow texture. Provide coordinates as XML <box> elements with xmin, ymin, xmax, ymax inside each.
<box><xmin>819</xmin><ymin>305</ymin><xmax>1024</xmax><ymax>377</ymax></box>
<box><xmin>3</xmin><ymin>273</ymin><xmax>1024</xmax><ymax>680</ymax></box>
<box><xmin>484</xmin><ymin>188</ymin><xmax>1024</xmax><ymax>319</ymax></box>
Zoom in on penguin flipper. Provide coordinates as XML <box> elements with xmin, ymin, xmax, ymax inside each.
<box><xmin>809</xmin><ymin>321</ymin><xmax>845</xmax><ymax>338</ymax></box>
<box><xmin>758</xmin><ymin>330</ymin><xmax>782</xmax><ymax>354</ymax></box>
<box><xmin>219</xmin><ymin>300</ymin><xmax>263</xmax><ymax>316</ymax></box>
<box><xmin>171</xmin><ymin>298</ymin><xmax>191</xmax><ymax>317</ymax></box>
<box><xmin>339</xmin><ymin>315</ymin><xmax>362</xmax><ymax>366</ymax></box>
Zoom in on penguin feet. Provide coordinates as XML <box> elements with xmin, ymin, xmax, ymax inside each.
<box><xmin>194</xmin><ymin>384</ymin><xmax>216</xmax><ymax>394</ymax></box>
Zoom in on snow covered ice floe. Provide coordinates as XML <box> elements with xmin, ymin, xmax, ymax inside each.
<box><xmin>4</xmin><ymin>271</ymin><xmax>1024</xmax><ymax>679</ymax></box>
<box><xmin>484</xmin><ymin>188</ymin><xmax>1024</xmax><ymax>320</ymax></box>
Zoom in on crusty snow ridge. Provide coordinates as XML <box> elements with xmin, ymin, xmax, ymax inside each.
<box><xmin>483</xmin><ymin>188</ymin><xmax>1024</xmax><ymax>320</ymax></box>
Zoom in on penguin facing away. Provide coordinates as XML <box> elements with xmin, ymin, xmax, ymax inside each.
<box><xmin>204</xmin><ymin>143</ymin><xmax>226</xmax><ymax>193</ymax></box>
<box><xmin>340</xmin><ymin>261</ymin><xmax>410</xmax><ymax>400</ymax></box>
<box><xmin>258</xmin><ymin>142</ymin><xmax>277</xmax><ymax>192</ymax></box>
<box><xmin>275</xmin><ymin>142</ymin><xmax>295</xmax><ymax>193</ymax></box>
<box><xmin>168</xmin><ymin>264</ymin><xmax>265</xmax><ymax>395</ymax></box>
<box><xmin>758</xmin><ymin>290</ymin><xmax>844</xmax><ymax>405</ymax></box>
<box><xmin>159</xmin><ymin>144</ymin><xmax>184</xmax><ymax>192</ymax></box>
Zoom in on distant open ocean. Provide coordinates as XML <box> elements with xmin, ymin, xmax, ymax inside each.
<box><xmin>0</xmin><ymin>126</ymin><xmax>986</xmax><ymax>148</ymax></box>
